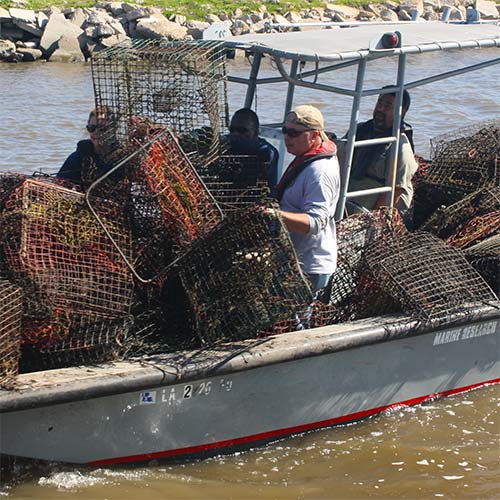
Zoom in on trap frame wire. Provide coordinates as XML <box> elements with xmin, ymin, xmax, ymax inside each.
<box><xmin>465</xmin><ymin>233</ymin><xmax>500</xmax><ymax>295</ymax></box>
<box><xmin>91</xmin><ymin>38</ymin><xmax>228</xmax><ymax>168</ymax></box>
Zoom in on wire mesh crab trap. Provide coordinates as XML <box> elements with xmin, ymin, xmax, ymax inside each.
<box><xmin>364</xmin><ymin>231</ymin><xmax>499</xmax><ymax>326</ymax></box>
<box><xmin>0</xmin><ymin>281</ymin><xmax>22</xmax><ymax>389</ymax></box>
<box><xmin>319</xmin><ymin>208</ymin><xmax>406</xmax><ymax>321</ymax></box>
<box><xmin>420</xmin><ymin>186</ymin><xmax>500</xmax><ymax>239</ymax></box>
<box><xmin>465</xmin><ymin>234</ymin><xmax>500</xmax><ymax>295</ymax></box>
<box><xmin>0</xmin><ymin>178</ymin><xmax>135</xmax><ymax>369</ymax></box>
<box><xmin>87</xmin><ymin>128</ymin><xmax>223</xmax><ymax>284</ymax></box>
<box><xmin>165</xmin><ymin>202</ymin><xmax>313</xmax><ymax>345</ymax></box>
<box><xmin>200</xmin><ymin>154</ymin><xmax>271</xmax><ymax>214</ymax></box>
<box><xmin>91</xmin><ymin>39</ymin><xmax>228</xmax><ymax>168</ymax></box>
<box><xmin>446</xmin><ymin>210</ymin><xmax>500</xmax><ymax>250</ymax></box>
<box><xmin>413</xmin><ymin>120</ymin><xmax>500</xmax><ymax>228</ymax></box>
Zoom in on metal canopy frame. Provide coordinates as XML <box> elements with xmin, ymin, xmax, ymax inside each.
<box><xmin>223</xmin><ymin>21</ymin><xmax>500</xmax><ymax>219</ymax></box>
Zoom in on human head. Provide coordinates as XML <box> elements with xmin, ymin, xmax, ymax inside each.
<box><xmin>86</xmin><ymin>106</ymin><xmax>115</xmax><ymax>152</ymax></box>
<box><xmin>229</xmin><ymin>108</ymin><xmax>259</xmax><ymax>139</ymax></box>
<box><xmin>283</xmin><ymin>105</ymin><xmax>328</xmax><ymax>156</ymax></box>
<box><xmin>373</xmin><ymin>88</ymin><xmax>411</xmax><ymax>130</ymax></box>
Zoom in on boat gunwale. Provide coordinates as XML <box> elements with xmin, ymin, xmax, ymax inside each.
<box><xmin>1</xmin><ymin>304</ymin><xmax>498</xmax><ymax>414</ymax></box>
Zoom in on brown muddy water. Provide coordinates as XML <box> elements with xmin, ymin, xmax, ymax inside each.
<box><xmin>0</xmin><ymin>50</ymin><xmax>499</xmax><ymax>499</ymax></box>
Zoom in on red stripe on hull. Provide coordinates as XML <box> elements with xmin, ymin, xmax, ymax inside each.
<box><xmin>89</xmin><ymin>378</ymin><xmax>500</xmax><ymax>466</ymax></box>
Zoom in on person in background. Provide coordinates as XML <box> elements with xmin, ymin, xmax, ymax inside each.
<box><xmin>226</xmin><ymin>108</ymin><xmax>280</xmax><ymax>189</ymax></box>
<box><xmin>57</xmin><ymin>107</ymin><xmax>115</xmax><ymax>186</ymax></box>
<box><xmin>274</xmin><ymin>105</ymin><xmax>340</xmax><ymax>294</ymax></box>
<box><xmin>347</xmin><ymin>89</ymin><xmax>418</xmax><ymax>217</ymax></box>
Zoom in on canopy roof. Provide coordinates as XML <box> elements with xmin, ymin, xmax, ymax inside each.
<box><xmin>225</xmin><ymin>22</ymin><xmax>500</xmax><ymax>61</ymax></box>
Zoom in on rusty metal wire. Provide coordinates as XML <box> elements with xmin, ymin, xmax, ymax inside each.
<box><xmin>465</xmin><ymin>234</ymin><xmax>500</xmax><ymax>295</ymax></box>
<box><xmin>258</xmin><ymin>300</ymin><xmax>338</xmax><ymax>336</ymax></box>
<box><xmin>413</xmin><ymin>120</ymin><xmax>499</xmax><ymax>228</ymax></box>
<box><xmin>365</xmin><ymin>231</ymin><xmax>498</xmax><ymax>325</ymax></box>
<box><xmin>446</xmin><ymin>210</ymin><xmax>500</xmax><ymax>250</ymax></box>
<box><xmin>0</xmin><ymin>178</ymin><xmax>135</xmax><ymax>368</ymax></box>
<box><xmin>200</xmin><ymin>154</ymin><xmax>270</xmax><ymax>214</ymax></box>
<box><xmin>91</xmin><ymin>39</ymin><xmax>228</xmax><ymax>167</ymax></box>
<box><xmin>0</xmin><ymin>281</ymin><xmax>22</xmax><ymax>389</ymax></box>
<box><xmin>319</xmin><ymin>208</ymin><xmax>406</xmax><ymax>321</ymax></box>
<box><xmin>166</xmin><ymin>202</ymin><xmax>313</xmax><ymax>345</ymax></box>
<box><xmin>421</xmin><ymin>186</ymin><xmax>500</xmax><ymax>239</ymax></box>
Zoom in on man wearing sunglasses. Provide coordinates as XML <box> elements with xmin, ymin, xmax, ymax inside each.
<box><xmin>226</xmin><ymin>108</ymin><xmax>279</xmax><ymax>188</ymax></box>
<box><xmin>273</xmin><ymin>105</ymin><xmax>340</xmax><ymax>293</ymax></box>
<box><xmin>57</xmin><ymin>107</ymin><xmax>115</xmax><ymax>186</ymax></box>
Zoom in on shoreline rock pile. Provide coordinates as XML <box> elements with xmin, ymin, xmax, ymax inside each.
<box><xmin>0</xmin><ymin>0</ymin><xmax>499</xmax><ymax>63</ymax></box>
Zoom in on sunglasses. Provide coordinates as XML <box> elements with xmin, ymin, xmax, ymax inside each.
<box><xmin>229</xmin><ymin>126</ymin><xmax>250</xmax><ymax>134</ymax></box>
<box><xmin>86</xmin><ymin>124</ymin><xmax>102</xmax><ymax>133</ymax></box>
<box><xmin>281</xmin><ymin>126</ymin><xmax>314</xmax><ymax>138</ymax></box>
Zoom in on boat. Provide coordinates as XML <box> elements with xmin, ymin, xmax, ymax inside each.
<box><xmin>0</xmin><ymin>18</ymin><xmax>499</xmax><ymax>466</ymax></box>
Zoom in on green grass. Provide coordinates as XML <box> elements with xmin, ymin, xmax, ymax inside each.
<box><xmin>0</xmin><ymin>0</ymin><xmax>385</xmax><ymax>22</ymax></box>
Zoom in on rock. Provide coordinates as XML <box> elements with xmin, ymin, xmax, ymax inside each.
<box><xmin>172</xmin><ymin>14</ymin><xmax>186</xmax><ymax>25</ymax></box>
<box><xmin>49</xmin><ymin>33</ymin><xmax>85</xmax><ymax>62</ymax></box>
<box><xmin>185</xmin><ymin>20</ymin><xmax>209</xmax><ymax>39</ymax></box>
<box><xmin>0</xmin><ymin>25</ymin><xmax>26</xmax><ymax>41</ymax></box>
<box><xmin>39</xmin><ymin>12</ymin><xmax>84</xmax><ymax>57</ymax></box>
<box><xmin>476</xmin><ymin>0</ymin><xmax>499</xmax><ymax>18</ymax></box>
<box><xmin>231</xmin><ymin>19</ymin><xmax>250</xmax><ymax>36</ymax></box>
<box><xmin>99</xmin><ymin>32</ymin><xmax>128</xmax><ymax>47</ymax></box>
<box><xmin>272</xmin><ymin>14</ymin><xmax>290</xmax><ymax>25</ymax></box>
<box><xmin>383</xmin><ymin>1</ymin><xmax>400</xmax><ymax>10</ymax></box>
<box><xmin>286</xmin><ymin>11</ymin><xmax>302</xmax><ymax>23</ymax></box>
<box><xmin>8</xmin><ymin>8</ymin><xmax>36</xmax><ymax>24</ymax></box>
<box><xmin>381</xmin><ymin>8</ymin><xmax>399</xmax><ymax>21</ymax></box>
<box><xmin>0</xmin><ymin>38</ymin><xmax>16</xmax><ymax>59</ymax></box>
<box><xmin>68</xmin><ymin>8</ymin><xmax>87</xmax><ymax>29</ymax></box>
<box><xmin>5</xmin><ymin>51</ymin><xmax>24</xmax><ymax>62</ymax></box>
<box><xmin>206</xmin><ymin>14</ymin><xmax>221</xmax><ymax>24</ymax></box>
<box><xmin>398</xmin><ymin>9</ymin><xmax>413</xmax><ymax>20</ymax></box>
<box><xmin>17</xmin><ymin>47</ymin><xmax>42</xmax><ymax>61</ymax></box>
<box><xmin>135</xmin><ymin>17</ymin><xmax>188</xmax><ymax>40</ymax></box>
<box><xmin>13</xmin><ymin>19</ymin><xmax>43</xmax><ymax>37</ymax></box>
<box><xmin>448</xmin><ymin>6</ymin><xmax>464</xmax><ymax>20</ymax></box>
<box><xmin>423</xmin><ymin>0</ymin><xmax>441</xmax><ymax>10</ymax></box>
<box><xmin>0</xmin><ymin>7</ymin><xmax>11</xmax><ymax>21</ymax></box>
<box><xmin>365</xmin><ymin>4</ymin><xmax>383</xmax><ymax>16</ymax></box>
<box><xmin>37</xmin><ymin>11</ymin><xmax>48</xmax><ymax>30</ymax></box>
<box><xmin>423</xmin><ymin>8</ymin><xmax>440</xmax><ymax>20</ymax></box>
<box><xmin>325</xmin><ymin>5</ymin><xmax>360</xmax><ymax>19</ymax></box>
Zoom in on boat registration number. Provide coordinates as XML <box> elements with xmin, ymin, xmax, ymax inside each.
<box><xmin>139</xmin><ymin>378</ymin><xmax>233</xmax><ymax>406</ymax></box>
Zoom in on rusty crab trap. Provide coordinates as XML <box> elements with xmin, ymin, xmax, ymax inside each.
<box><xmin>164</xmin><ymin>202</ymin><xmax>313</xmax><ymax>346</ymax></box>
<box><xmin>319</xmin><ymin>208</ymin><xmax>407</xmax><ymax>322</ymax></box>
<box><xmin>0</xmin><ymin>178</ymin><xmax>135</xmax><ymax>370</ymax></box>
<box><xmin>413</xmin><ymin>120</ymin><xmax>500</xmax><ymax>228</ymax></box>
<box><xmin>420</xmin><ymin>186</ymin><xmax>500</xmax><ymax>240</ymax></box>
<box><xmin>465</xmin><ymin>234</ymin><xmax>500</xmax><ymax>295</ymax></box>
<box><xmin>0</xmin><ymin>281</ymin><xmax>22</xmax><ymax>389</ymax></box>
<box><xmin>86</xmin><ymin>128</ymin><xmax>223</xmax><ymax>286</ymax></box>
<box><xmin>200</xmin><ymin>154</ymin><xmax>271</xmax><ymax>214</ymax></box>
<box><xmin>446</xmin><ymin>210</ymin><xmax>500</xmax><ymax>250</ymax></box>
<box><xmin>364</xmin><ymin>231</ymin><xmax>499</xmax><ymax>327</ymax></box>
<box><xmin>91</xmin><ymin>39</ymin><xmax>228</xmax><ymax>167</ymax></box>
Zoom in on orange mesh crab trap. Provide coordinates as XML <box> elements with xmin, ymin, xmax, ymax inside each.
<box><xmin>0</xmin><ymin>178</ymin><xmax>135</xmax><ymax>369</ymax></box>
<box><xmin>91</xmin><ymin>39</ymin><xmax>228</xmax><ymax>167</ymax></box>
<box><xmin>86</xmin><ymin>128</ymin><xmax>223</xmax><ymax>284</ymax></box>
<box><xmin>446</xmin><ymin>210</ymin><xmax>500</xmax><ymax>250</ymax></box>
<box><xmin>164</xmin><ymin>202</ymin><xmax>313</xmax><ymax>345</ymax></box>
<box><xmin>0</xmin><ymin>281</ymin><xmax>22</xmax><ymax>389</ymax></box>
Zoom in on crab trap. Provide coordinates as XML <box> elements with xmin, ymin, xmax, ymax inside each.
<box><xmin>465</xmin><ymin>234</ymin><xmax>500</xmax><ymax>294</ymax></box>
<box><xmin>91</xmin><ymin>39</ymin><xmax>228</xmax><ymax>167</ymax></box>
<box><xmin>364</xmin><ymin>231</ymin><xmax>499</xmax><ymax>326</ymax></box>
<box><xmin>164</xmin><ymin>202</ymin><xmax>313</xmax><ymax>345</ymax></box>
<box><xmin>0</xmin><ymin>178</ymin><xmax>135</xmax><ymax>369</ymax></box>
<box><xmin>0</xmin><ymin>281</ymin><xmax>22</xmax><ymax>389</ymax></box>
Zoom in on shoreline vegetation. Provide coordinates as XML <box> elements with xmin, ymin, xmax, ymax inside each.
<box><xmin>0</xmin><ymin>0</ymin><xmax>499</xmax><ymax>62</ymax></box>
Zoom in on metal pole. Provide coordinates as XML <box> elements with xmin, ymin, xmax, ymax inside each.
<box><xmin>244</xmin><ymin>52</ymin><xmax>263</xmax><ymax>109</ymax></box>
<box><xmin>386</xmin><ymin>53</ymin><xmax>406</xmax><ymax>208</ymax></box>
<box><xmin>335</xmin><ymin>57</ymin><xmax>367</xmax><ymax>220</ymax></box>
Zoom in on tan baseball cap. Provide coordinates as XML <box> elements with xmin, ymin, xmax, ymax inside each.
<box><xmin>286</xmin><ymin>105</ymin><xmax>329</xmax><ymax>142</ymax></box>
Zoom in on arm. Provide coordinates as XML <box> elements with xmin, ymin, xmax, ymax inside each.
<box><xmin>279</xmin><ymin>210</ymin><xmax>310</xmax><ymax>234</ymax></box>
